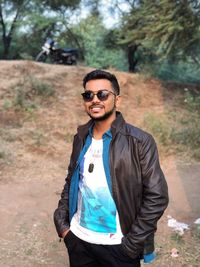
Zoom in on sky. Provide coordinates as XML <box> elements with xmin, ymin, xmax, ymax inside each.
<box><xmin>100</xmin><ymin>0</ymin><xmax>131</xmax><ymax>28</ymax></box>
<box><xmin>78</xmin><ymin>0</ymin><xmax>131</xmax><ymax>29</ymax></box>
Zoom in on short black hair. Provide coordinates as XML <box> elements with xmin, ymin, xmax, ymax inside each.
<box><xmin>83</xmin><ymin>69</ymin><xmax>120</xmax><ymax>95</ymax></box>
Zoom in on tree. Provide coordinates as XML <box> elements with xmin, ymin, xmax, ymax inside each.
<box><xmin>119</xmin><ymin>0</ymin><xmax>200</xmax><ymax>66</ymax></box>
<box><xmin>0</xmin><ymin>0</ymin><xmax>29</xmax><ymax>58</ymax></box>
<box><xmin>0</xmin><ymin>0</ymin><xmax>81</xmax><ymax>59</ymax></box>
<box><xmin>43</xmin><ymin>0</ymin><xmax>80</xmax><ymax>11</ymax></box>
<box><xmin>71</xmin><ymin>14</ymin><xmax>127</xmax><ymax>70</ymax></box>
<box><xmin>16</xmin><ymin>14</ymin><xmax>58</xmax><ymax>59</ymax></box>
<box><xmin>86</xmin><ymin>0</ymin><xmax>143</xmax><ymax>72</ymax></box>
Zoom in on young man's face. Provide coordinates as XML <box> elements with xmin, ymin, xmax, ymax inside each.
<box><xmin>83</xmin><ymin>79</ymin><xmax>120</xmax><ymax>121</ymax></box>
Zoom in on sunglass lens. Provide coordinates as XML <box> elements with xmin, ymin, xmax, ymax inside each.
<box><xmin>97</xmin><ymin>90</ymin><xmax>109</xmax><ymax>101</ymax></box>
<box><xmin>82</xmin><ymin>91</ymin><xmax>93</xmax><ymax>101</ymax></box>
<box><xmin>82</xmin><ymin>90</ymin><xmax>111</xmax><ymax>102</ymax></box>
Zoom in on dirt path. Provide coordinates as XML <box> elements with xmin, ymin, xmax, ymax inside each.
<box><xmin>1</xmin><ymin>156</ymin><xmax>199</xmax><ymax>267</ymax></box>
<box><xmin>0</xmin><ymin>61</ymin><xmax>199</xmax><ymax>267</ymax></box>
<box><xmin>163</xmin><ymin>157</ymin><xmax>200</xmax><ymax>221</ymax></box>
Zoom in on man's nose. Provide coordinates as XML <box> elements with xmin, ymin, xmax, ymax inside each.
<box><xmin>92</xmin><ymin>94</ymin><xmax>100</xmax><ymax>102</ymax></box>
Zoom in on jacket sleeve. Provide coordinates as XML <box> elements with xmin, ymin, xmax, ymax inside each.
<box><xmin>53</xmin><ymin>176</ymin><xmax>70</xmax><ymax>237</ymax></box>
<box><xmin>53</xmin><ymin>135</ymin><xmax>78</xmax><ymax>237</ymax></box>
<box><xmin>122</xmin><ymin>134</ymin><xmax>169</xmax><ymax>259</ymax></box>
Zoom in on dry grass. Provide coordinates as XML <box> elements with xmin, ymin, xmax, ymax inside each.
<box><xmin>0</xmin><ymin>61</ymin><xmax>200</xmax><ymax>267</ymax></box>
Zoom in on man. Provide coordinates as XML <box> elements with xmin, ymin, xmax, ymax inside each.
<box><xmin>54</xmin><ymin>69</ymin><xmax>168</xmax><ymax>267</ymax></box>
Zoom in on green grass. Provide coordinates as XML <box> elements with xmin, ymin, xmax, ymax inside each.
<box><xmin>153</xmin><ymin>60</ymin><xmax>200</xmax><ymax>84</ymax></box>
<box><xmin>143</xmin><ymin>83</ymin><xmax>200</xmax><ymax>160</ymax></box>
<box><xmin>143</xmin><ymin>109</ymin><xmax>200</xmax><ymax>160</ymax></box>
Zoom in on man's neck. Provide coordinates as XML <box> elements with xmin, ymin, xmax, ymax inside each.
<box><xmin>93</xmin><ymin>116</ymin><xmax>115</xmax><ymax>140</ymax></box>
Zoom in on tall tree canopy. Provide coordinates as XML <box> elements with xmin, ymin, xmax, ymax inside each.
<box><xmin>119</xmin><ymin>0</ymin><xmax>200</xmax><ymax>69</ymax></box>
<box><xmin>43</xmin><ymin>0</ymin><xmax>80</xmax><ymax>11</ymax></box>
<box><xmin>0</xmin><ymin>0</ymin><xmax>81</xmax><ymax>58</ymax></box>
<box><xmin>0</xmin><ymin>0</ymin><xmax>30</xmax><ymax>58</ymax></box>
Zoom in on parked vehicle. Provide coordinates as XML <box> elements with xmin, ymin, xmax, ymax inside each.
<box><xmin>36</xmin><ymin>38</ymin><xmax>78</xmax><ymax>65</ymax></box>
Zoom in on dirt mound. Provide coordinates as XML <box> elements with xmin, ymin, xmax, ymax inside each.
<box><xmin>0</xmin><ymin>61</ymin><xmax>199</xmax><ymax>267</ymax></box>
<box><xmin>0</xmin><ymin>60</ymin><xmax>166</xmax><ymax>183</ymax></box>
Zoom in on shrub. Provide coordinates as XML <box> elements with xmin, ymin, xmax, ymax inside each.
<box><xmin>141</xmin><ymin>59</ymin><xmax>200</xmax><ymax>84</ymax></box>
<box><xmin>27</xmin><ymin>75</ymin><xmax>55</xmax><ymax>97</ymax></box>
<box><xmin>143</xmin><ymin>111</ymin><xmax>200</xmax><ymax>160</ymax></box>
<box><xmin>143</xmin><ymin>113</ymin><xmax>172</xmax><ymax>146</ymax></box>
<box><xmin>13</xmin><ymin>74</ymin><xmax>54</xmax><ymax>110</ymax></box>
<box><xmin>184</xmin><ymin>89</ymin><xmax>200</xmax><ymax>112</ymax></box>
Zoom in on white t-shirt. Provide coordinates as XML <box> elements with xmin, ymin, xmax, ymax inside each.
<box><xmin>70</xmin><ymin>138</ymin><xmax>123</xmax><ymax>244</ymax></box>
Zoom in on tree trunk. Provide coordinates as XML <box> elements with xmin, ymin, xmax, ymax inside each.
<box><xmin>0</xmin><ymin>3</ymin><xmax>22</xmax><ymax>59</ymax></box>
<box><xmin>2</xmin><ymin>35</ymin><xmax>11</xmax><ymax>59</ymax></box>
<box><xmin>127</xmin><ymin>44</ymin><xmax>138</xmax><ymax>72</ymax></box>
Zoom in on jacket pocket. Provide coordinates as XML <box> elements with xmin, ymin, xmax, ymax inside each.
<box><xmin>63</xmin><ymin>231</ymin><xmax>78</xmax><ymax>253</ymax></box>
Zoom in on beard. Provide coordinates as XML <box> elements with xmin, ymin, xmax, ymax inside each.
<box><xmin>87</xmin><ymin>105</ymin><xmax>116</xmax><ymax>121</ymax></box>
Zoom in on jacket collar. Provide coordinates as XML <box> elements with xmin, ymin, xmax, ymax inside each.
<box><xmin>77</xmin><ymin>111</ymin><xmax>126</xmax><ymax>140</ymax></box>
<box><xmin>111</xmin><ymin>111</ymin><xmax>126</xmax><ymax>137</ymax></box>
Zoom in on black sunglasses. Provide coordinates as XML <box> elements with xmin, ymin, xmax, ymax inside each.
<box><xmin>81</xmin><ymin>90</ymin><xmax>116</xmax><ymax>102</ymax></box>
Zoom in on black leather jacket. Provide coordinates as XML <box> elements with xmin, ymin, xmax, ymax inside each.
<box><xmin>54</xmin><ymin>112</ymin><xmax>168</xmax><ymax>259</ymax></box>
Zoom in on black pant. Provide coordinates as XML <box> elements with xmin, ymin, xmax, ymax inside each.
<box><xmin>64</xmin><ymin>231</ymin><xmax>141</xmax><ymax>267</ymax></box>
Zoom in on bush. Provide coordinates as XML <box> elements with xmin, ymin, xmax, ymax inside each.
<box><xmin>171</xmin><ymin>114</ymin><xmax>200</xmax><ymax>149</ymax></box>
<box><xmin>13</xmin><ymin>74</ymin><xmax>54</xmax><ymax>110</ymax></box>
<box><xmin>143</xmin><ymin>111</ymin><xmax>200</xmax><ymax>160</ymax></box>
<box><xmin>154</xmin><ymin>60</ymin><xmax>200</xmax><ymax>84</ymax></box>
<box><xmin>143</xmin><ymin>113</ymin><xmax>172</xmax><ymax>146</ymax></box>
<box><xmin>27</xmin><ymin>75</ymin><xmax>55</xmax><ymax>97</ymax></box>
<box><xmin>184</xmin><ymin>89</ymin><xmax>200</xmax><ymax>112</ymax></box>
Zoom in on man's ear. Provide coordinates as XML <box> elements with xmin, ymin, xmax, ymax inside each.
<box><xmin>115</xmin><ymin>95</ymin><xmax>121</xmax><ymax>109</ymax></box>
